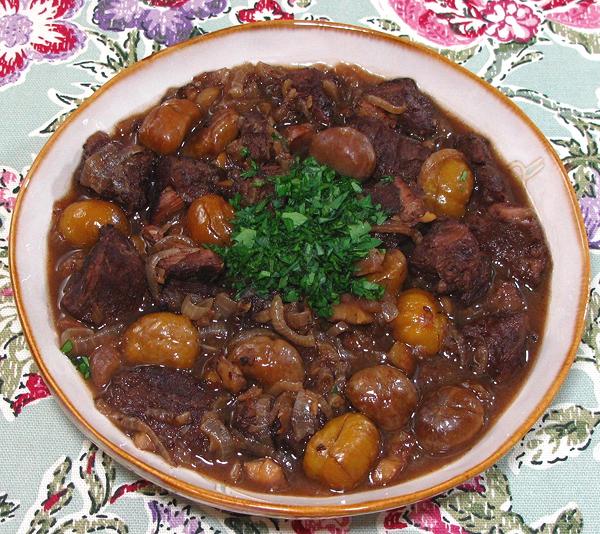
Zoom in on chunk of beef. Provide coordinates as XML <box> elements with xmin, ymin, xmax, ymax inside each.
<box><xmin>287</xmin><ymin>68</ymin><xmax>337</xmax><ymax>126</ymax></box>
<box><xmin>366</xmin><ymin>78</ymin><xmax>437</xmax><ymax>137</ymax></box>
<box><xmin>158</xmin><ymin>279</ymin><xmax>215</xmax><ymax>313</ymax></box>
<box><xmin>158</xmin><ymin>248</ymin><xmax>223</xmax><ymax>282</ymax></box>
<box><xmin>462</xmin><ymin>313</ymin><xmax>530</xmax><ymax>380</ymax></box>
<box><xmin>230</xmin><ymin>389</ymin><xmax>276</xmax><ymax>452</ymax></box>
<box><xmin>155</xmin><ymin>156</ymin><xmax>219</xmax><ymax>203</ymax></box>
<box><xmin>468</xmin><ymin>203</ymin><xmax>549</xmax><ymax>287</ymax></box>
<box><xmin>61</xmin><ymin>227</ymin><xmax>147</xmax><ymax>326</ymax></box>
<box><xmin>231</xmin><ymin>111</ymin><xmax>274</xmax><ymax>162</ymax></box>
<box><xmin>367</xmin><ymin>177</ymin><xmax>426</xmax><ymax>224</ymax></box>
<box><xmin>82</xmin><ymin>131</ymin><xmax>111</xmax><ymax>157</ymax></box>
<box><xmin>455</xmin><ymin>133</ymin><xmax>508</xmax><ymax>204</ymax></box>
<box><xmin>486</xmin><ymin>280</ymin><xmax>526</xmax><ymax>316</ymax></box>
<box><xmin>411</xmin><ymin>220</ymin><xmax>492</xmax><ymax>304</ymax></box>
<box><xmin>79</xmin><ymin>139</ymin><xmax>154</xmax><ymax>214</ymax></box>
<box><xmin>352</xmin><ymin>117</ymin><xmax>432</xmax><ymax>180</ymax></box>
<box><xmin>99</xmin><ymin>365</ymin><xmax>222</xmax><ymax>464</ymax></box>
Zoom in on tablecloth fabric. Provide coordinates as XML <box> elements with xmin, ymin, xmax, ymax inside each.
<box><xmin>0</xmin><ymin>1</ymin><xmax>599</xmax><ymax>532</ymax></box>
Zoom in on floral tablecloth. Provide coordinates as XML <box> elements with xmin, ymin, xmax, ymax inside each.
<box><xmin>1</xmin><ymin>0</ymin><xmax>599</xmax><ymax>532</ymax></box>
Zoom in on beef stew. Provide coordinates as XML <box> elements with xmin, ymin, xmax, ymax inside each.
<box><xmin>47</xmin><ymin>63</ymin><xmax>550</xmax><ymax>495</ymax></box>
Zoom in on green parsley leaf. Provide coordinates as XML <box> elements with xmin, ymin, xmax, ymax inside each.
<box><xmin>240</xmin><ymin>159</ymin><xmax>259</xmax><ymax>179</ymax></box>
<box><xmin>281</xmin><ymin>212</ymin><xmax>308</xmax><ymax>228</ymax></box>
<box><xmin>213</xmin><ymin>157</ymin><xmax>388</xmax><ymax>317</ymax></box>
<box><xmin>458</xmin><ymin>170</ymin><xmax>469</xmax><ymax>182</ymax></box>
<box><xmin>60</xmin><ymin>339</ymin><xmax>73</xmax><ymax>355</ymax></box>
<box><xmin>234</xmin><ymin>228</ymin><xmax>257</xmax><ymax>247</ymax></box>
<box><xmin>240</xmin><ymin>146</ymin><xmax>250</xmax><ymax>158</ymax></box>
<box><xmin>72</xmin><ymin>356</ymin><xmax>90</xmax><ymax>380</ymax></box>
<box><xmin>380</xmin><ymin>175</ymin><xmax>394</xmax><ymax>183</ymax></box>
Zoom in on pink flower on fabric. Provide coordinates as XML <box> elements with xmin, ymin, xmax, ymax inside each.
<box><xmin>291</xmin><ymin>517</ymin><xmax>351</xmax><ymax>534</ymax></box>
<box><xmin>424</xmin><ymin>0</ymin><xmax>541</xmax><ymax>43</ymax></box>
<box><xmin>406</xmin><ymin>499</ymin><xmax>469</xmax><ymax>534</ymax></box>
<box><xmin>0</xmin><ymin>168</ymin><xmax>21</xmax><ymax>210</ymax></box>
<box><xmin>11</xmin><ymin>373</ymin><xmax>51</xmax><ymax>415</ymax></box>
<box><xmin>387</xmin><ymin>0</ymin><xmax>544</xmax><ymax>46</ymax></box>
<box><xmin>536</xmin><ymin>0</ymin><xmax>600</xmax><ymax>29</ymax></box>
<box><xmin>237</xmin><ymin>0</ymin><xmax>293</xmax><ymax>23</ymax></box>
<box><xmin>481</xmin><ymin>0</ymin><xmax>541</xmax><ymax>41</ymax></box>
<box><xmin>0</xmin><ymin>0</ymin><xmax>86</xmax><ymax>88</ymax></box>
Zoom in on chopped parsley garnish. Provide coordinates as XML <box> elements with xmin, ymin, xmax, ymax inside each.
<box><xmin>458</xmin><ymin>170</ymin><xmax>469</xmax><ymax>182</ymax></box>
<box><xmin>240</xmin><ymin>159</ymin><xmax>259</xmax><ymax>179</ymax></box>
<box><xmin>72</xmin><ymin>356</ymin><xmax>91</xmax><ymax>380</ymax></box>
<box><xmin>60</xmin><ymin>339</ymin><xmax>73</xmax><ymax>354</ymax></box>
<box><xmin>240</xmin><ymin>146</ymin><xmax>250</xmax><ymax>158</ymax></box>
<box><xmin>212</xmin><ymin>157</ymin><xmax>388</xmax><ymax>317</ymax></box>
<box><xmin>380</xmin><ymin>175</ymin><xmax>395</xmax><ymax>183</ymax></box>
<box><xmin>60</xmin><ymin>339</ymin><xmax>90</xmax><ymax>379</ymax></box>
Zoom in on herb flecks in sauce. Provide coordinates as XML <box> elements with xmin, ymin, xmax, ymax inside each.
<box><xmin>212</xmin><ymin>157</ymin><xmax>387</xmax><ymax>317</ymax></box>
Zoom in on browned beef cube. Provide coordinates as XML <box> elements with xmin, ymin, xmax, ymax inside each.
<box><xmin>411</xmin><ymin>220</ymin><xmax>492</xmax><ymax>304</ymax></box>
<box><xmin>468</xmin><ymin>203</ymin><xmax>550</xmax><ymax>287</ymax></box>
<box><xmin>236</xmin><ymin>111</ymin><xmax>274</xmax><ymax>162</ymax></box>
<box><xmin>288</xmin><ymin>68</ymin><xmax>337</xmax><ymax>127</ymax></box>
<box><xmin>155</xmin><ymin>156</ymin><xmax>220</xmax><ymax>203</ymax></box>
<box><xmin>61</xmin><ymin>227</ymin><xmax>147</xmax><ymax>326</ymax></box>
<box><xmin>158</xmin><ymin>248</ymin><xmax>224</xmax><ymax>282</ymax></box>
<box><xmin>455</xmin><ymin>133</ymin><xmax>509</xmax><ymax>205</ymax></box>
<box><xmin>100</xmin><ymin>365</ymin><xmax>220</xmax><ymax>462</ymax></box>
<box><xmin>366</xmin><ymin>177</ymin><xmax>426</xmax><ymax>224</ymax></box>
<box><xmin>462</xmin><ymin>313</ymin><xmax>530</xmax><ymax>380</ymax></box>
<box><xmin>78</xmin><ymin>137</ymin><xmax>154</xmax><ymax>214</ymax></box>
<box><xmin>352</xmin><ymin>117</ymin><xmax>431</xmax><ymax>181</ymax></box>
<box><xmin>366</xmin><ymin>78</ymin><xmax>438</xmax><ymax>137</ymax></box>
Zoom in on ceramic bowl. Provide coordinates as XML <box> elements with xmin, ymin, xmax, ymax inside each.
<box><xmin>10</xmin><ymin>20</ymin><xmax>589</xmax><ymax>518</ymax></box>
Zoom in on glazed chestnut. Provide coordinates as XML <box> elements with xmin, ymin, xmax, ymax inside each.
<box><xmin>346</xmin><ymin>365</ymin><xmax>417</xmax><ymax>431</ymax></box>
<box><xmin>418</xmin><ymin>149</ymin><xmax>474</xmax><ymax>218</ymax></box>
<box><xmin>138</xmin><ymin>98</ymin><xmax>202</xmax><ymax>155</ymax></box>
<box><xmin>309</xmin><ymin>127</ymin><xmax>376</xmax><ymax>180</ymax></box>
<box><xmin>415</xmin><ymin>385</ymin><xmax>485</xmax><ymax>455</ymax></box>
<box><xmin>185</xmin><ymin>194</ymin><xmax>235</xmax><ymax>245</ymax></box>
<box><xmin>58</xmin><ymin>200</ymin><xmax>129</xmax><ymax>248</ymax></box>
<box><xmin>122</xmin><ymin>312</ymin><xmax>199</xmax><ymax>369</ymax></box>
<box><xmin>228</xmin><ymin>334</ymin><xmax>305</xmax><ymax>387</ymax></box>
<box><xmin>184</xmin><ymin>108</ymin><xmax>240</xmax><ymax>158</ymax></box>
<box><xmin>367</xmin><ymin>249</ymin><xmax>408</xmax><ymax>297</ymax></box>
<box><xmin>392</xmin><ymin>288</ymin><xmax>447</xmax><ymax>357</ymax></box>
<box><xmin>303</xmin><ymin>413</ymin><xmax>380</xmax><ymax>490</ymax></box>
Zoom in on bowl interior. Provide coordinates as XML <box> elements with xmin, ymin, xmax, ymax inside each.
<box><xmin>11</xmin><ymin>22</ymin><xmax>588</xmax><ymax>516</ymax></box>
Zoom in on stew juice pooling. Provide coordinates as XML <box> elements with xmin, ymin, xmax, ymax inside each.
<box><xmin>48</xmin><ymin>63</ymin><xmax>551</xmax><ymax>495</ymax></box>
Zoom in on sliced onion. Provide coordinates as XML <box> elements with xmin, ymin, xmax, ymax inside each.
<box><xmin>377</xmin><ymin>300</ymin><xmax>399</xmax><ymax>323</ymax></box>
<box><xmin>60</xmin><ymin>324</ymin><xmax>122</xmax><ymax>356</ymax></box>
<box><xmin>270</xmin><ymin>295</ymin><xmax>316</xmax><ymax>347</ymax></box>
<box><xmin>213</xmin><ymin>292</ymin><xmax>242</xmax><ymax>319</ymax></box>
<box><xmin>145</xmin><ymin>247</ymin><xmax>195</xmax><ymax>299</ymax></box>
<box><xmin>96</xmin><ymin>400</ymin><xmax>174</xmax><ymax>465</ymax></box>
<box><xmin>364</xmin><ymin>94</ymin><xmax>407</xmax><ymax>114</ymax></box>
<box><xmin>228</xmin><ymin>328</ymin><xmax>274</xmax><ymax>349</ymax></box>
<box><xmin>253</xmin><ymin>308</ymin><xmax>271</xmax><ymax>323</ymax></box>
<box><xmin>285</xmin><ymin>306</ymin><xmax>313</xmax><ymax>330</ymax></box>
<box><xmin>291</xmin><ymin>390</ymin><xmax>316</xmax><ymax>442</ymax></box>
<box><xmin>231</xmin><ymin>429</ymin><xmax>275</xmax><ymax>457</ymax></box>
<box><xmin>372</xmin><ymin>220</ymin><xmax>422</xmax><ymax>243</ymax></box>
<box><xmin>266</xmin><ymin>381</ymin><xmax>303</xmax><ymax>396</ymax></box>
<box><xmin>355</xmin><ymin>249</ymin><xmax>385</xmax><ymax>276</ymax></box>
<box><xmin>149</xmin><ymin>235</ymin><xmax>196</xmax><ymax>255</ymax></box>
<box><xmin>200</xmin><ymin>412</ymin><xmax>236</xmax><ymax>460</ymax></box>
<box><xmin>326</xmin><ymin>321</ymin><xmax>349</xmax><ymax>337</ymax></box>
<box><xmin>181</xmin><ymin>295</ymin><xmax>214</xmax><ymax>321</ymax></box>
<box><xmin>197</xmin><ymin>321</ymin><xmax>229</xmax><ymax>342</ymax></box>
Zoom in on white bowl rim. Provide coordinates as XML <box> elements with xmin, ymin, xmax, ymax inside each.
<box><xmin>9</xmin><ymin>20</ymin><xmax>590</xmax><ymax>518</ymax></box>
